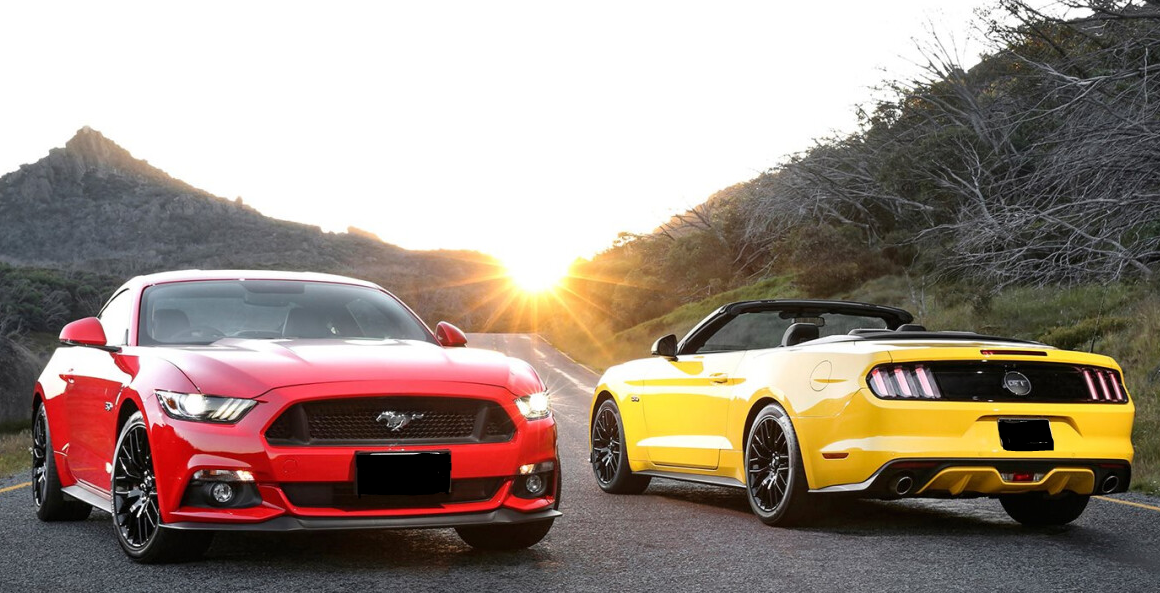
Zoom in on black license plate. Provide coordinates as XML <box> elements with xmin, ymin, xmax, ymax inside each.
<box><xmin>355</xmin><ymin>451</ymin><xmax>451</xmax><ymax>496</ymax></box>
<box><xmin>998</xmin><ymin>418</ymin><xmax>1054</xmax><ymax>451</ymax></box>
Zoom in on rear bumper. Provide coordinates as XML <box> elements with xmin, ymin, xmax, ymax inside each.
<box><xmin>811</xmin><ymin>457</ymin><xmax>1131</xmax><ymax>498</ymax></box>
<box><xmin>795</xmin><ymin>388</ymin><xmax>1135</xmax><ymax>491</ymax></box>
<box><xmin>164</xmin><ymin>507</ymin><xmax>562</xmax><ymax>532</ymax></box>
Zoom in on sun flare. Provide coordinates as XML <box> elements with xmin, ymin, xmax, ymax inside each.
<box><xmin>503</xmin><ymin>256</ymin><xmax>568</xmax><ymax>293</ymax></box>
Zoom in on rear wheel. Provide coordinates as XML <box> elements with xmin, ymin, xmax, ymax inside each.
<box><xmin>744</xmin><ymin>404</ymin><xmax>815</xmax><ymax>526</ymax></box>
<box><xmin>1000</xmin><ymin>492</ymin><xmax>1090</xmax><ymax>526</ymax></box>
<box><xmin>32</xmin><ymin>404</ymin><xmax>92</xmax><ymax>522</ymax></box>
<box><xmin>590</xmin><ymin>400</ymin><xmax>650</xmax><ymax>494</ymax></box>
<box><xmin>455</xmin><ymin>519</ymin><xmax>554</xmax><ymax>550</ymax></box>
<box><xmin>112</xmin><ymin>412</ymin><xmax>213</xmax><ymax>563</ymax></box>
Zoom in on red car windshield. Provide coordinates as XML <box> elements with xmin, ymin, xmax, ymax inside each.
<box><xmin>137</xmin><ymin>280</ymin><xmax>435</xmax><ymax>345</ymax></box>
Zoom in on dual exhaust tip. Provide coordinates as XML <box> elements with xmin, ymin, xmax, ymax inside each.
<box><xmin>889</xmin><ymin>474</ymin><xmax>914</xmax><ymax>496</ymax></box>
<box><xmin>1101</xmin><ymin>474</ymin><xmax>1120</xmax><ymax>494</ymax></box>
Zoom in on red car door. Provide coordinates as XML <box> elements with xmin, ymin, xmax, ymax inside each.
<box><xmin>64</xmin><ymin>349</ymin><xmax>128</xmax><ymax>490</ymax></box>
<box><xmin>65</xmin><ymin>290</ymin><xmax>135</xmax><ymax>491</ymax></box>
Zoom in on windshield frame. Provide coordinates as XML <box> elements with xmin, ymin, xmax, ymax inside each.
<box><xmin>135</xmin><ymin>279</ymin><xmax>438</xmax><ymax>346</ymax></box>
<box><xmin>677</xmin><ymin>299</ymin><xmax>915</xmax><ymax>355</ymax></box>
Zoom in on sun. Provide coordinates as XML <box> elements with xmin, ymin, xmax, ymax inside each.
<box><xmin>503</xmin><ymin>255</ymin><xmax>568</xmax><ymax>293</ymax></box>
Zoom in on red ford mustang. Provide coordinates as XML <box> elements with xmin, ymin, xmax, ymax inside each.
<box><xmin>31</xmin><ymin>270</ymin><xmax>559</xmax><ymax>562</ymax></box>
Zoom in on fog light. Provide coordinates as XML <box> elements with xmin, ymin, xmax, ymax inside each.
<box><xmin>524</xmin><ymin>474</ymin><xmax>546</xmax><ymax>496</ymax></box>
<box><xmin>210</xmin><ymin>482</ymin><xmax>235</xmax><ymax>504</ymax></box>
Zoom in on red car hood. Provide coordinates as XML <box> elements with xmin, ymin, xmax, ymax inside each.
<box><xmin>147</xmin><ymin>338</ymin><xmax>516</xmax><ymax>399</ymax></box>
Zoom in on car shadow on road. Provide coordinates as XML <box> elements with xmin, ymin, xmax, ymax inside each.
<box><xmin>644</xmin><ymin>480</ymin><xmax>1059</xmax><ymax>535</ymax></box>
<box><xmin>205</xmin><ymin>528</ymin><xmax>558</xmax><ymax>570</ymax></box>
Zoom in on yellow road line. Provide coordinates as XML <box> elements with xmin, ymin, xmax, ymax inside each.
<box><xmin>0</xmin><ymin>482</ymin><xmax>31</xmax><ymax>494</ymax></box>
<box><xmin>1095</xmin><ymin>495</ymin><xmax>1160</xmax><ymax>513</ymax></box>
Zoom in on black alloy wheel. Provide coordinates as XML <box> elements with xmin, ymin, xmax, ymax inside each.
<box><xmin>744</xmin><ymin>403</ymin><xmax>814</xmax><ymax>526</ymax></box>
<box><xmin>31</xmin><ymin>404</ymin><xmax>91</xmax><ymax>521</ymax></box>
<box><xmin>32</xmin><ymin>408</ymin><xmax>49</xmax><ymax>507</ymax></box>
<box><xmin>589</xmin><ymin>400</ymin><xmax>650</xmax><ymax>494</ymax></box>
<box><xmin>747</xmin><ymin>415</ymin><xmax>791</xmax><ymax>514</ymax></box>
<box><xmin>112</xmin><ymin>412</ymin><xmax>213</xmax><ymax>563</ymax></box>
<box><xmin>591</xmin><ymin>405</ymin><xmax>621</xmax><ymax>484</ymax></box>
<box><xmin>113</xmin><ymin>421</ymin><xmax>161</xmax><ymax>550</ymax></box>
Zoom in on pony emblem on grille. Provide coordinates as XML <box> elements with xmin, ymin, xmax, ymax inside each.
<box><xmin>374</xmin><ymin>411</ymin><xmax>426</xmax><ymax>431</ymax></box>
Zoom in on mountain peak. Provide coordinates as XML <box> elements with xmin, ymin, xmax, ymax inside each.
<box><xmin>0</xmin><ymin>126</ymin><xmax>188</xmax><ymax>205</ymax></box>
<box><xmin>62</xmin><ymin>126</ymin><xmax>146</xmax><ymax>173</ymax></box>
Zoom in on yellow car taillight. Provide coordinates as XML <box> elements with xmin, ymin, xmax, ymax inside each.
<box><xmin>868</xmin><ymin>364</ymin><xmax>942</xmax><ymax>399</ymax></box>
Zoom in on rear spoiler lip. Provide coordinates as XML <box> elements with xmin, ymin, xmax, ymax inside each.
<box><xmin>804</xmin><ymin>332</ymin><xmax>1048</xmax><ymax>347</ymax></box>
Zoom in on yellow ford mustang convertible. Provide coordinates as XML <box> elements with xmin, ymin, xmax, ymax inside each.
<box><xmin>589</xmin><ymin>300</ymin><xmax>1134</xmax><ymax>526</ymax></box>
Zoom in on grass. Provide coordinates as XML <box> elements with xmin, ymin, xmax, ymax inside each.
<box><xmin>0</xmin><ymin>427</ymin><xmax>30</xmax><ymax>480</ymax></box>
<box><xmin>550</xmin><ymin>274</ymin><xmax>1160</xmax><ymax>495</ymax></box>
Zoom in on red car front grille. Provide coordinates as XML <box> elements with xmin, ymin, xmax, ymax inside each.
<box><xmin>265</xmin><ymin>397</ymin><xmax>515</xmax><ymax>445</ymax></box>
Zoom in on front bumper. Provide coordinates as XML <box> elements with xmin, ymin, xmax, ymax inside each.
<box><xmin>164</xmin><ymin>507</ymin><xmax>562</xmax><ymax>532</ymax></box>
<box><xmin>143</xmin><ymin>380</ymin><xmax>559</xmax><ymax>526</ymax></box>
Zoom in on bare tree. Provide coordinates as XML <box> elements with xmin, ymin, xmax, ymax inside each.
<box><xmin>738</xmin><ymin>0</ymin><xmax>1160</xmax><ymax>288</ymax></box>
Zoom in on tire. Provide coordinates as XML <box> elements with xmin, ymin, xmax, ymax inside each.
<box><xmin>32</xmin><ymin>404</ymin><xmax>93</xmax><ymax>522</ymax></box>
<box><xmin>455</xmin><ymin>519</ymin><xmax>554</xmax><ymax>550</ymax></box>
<box><xmin>744</xmin><ymin>403</ymin><xmax>815</xmax><ymax>526</ymax></box>
<box><xmin>112</xmin><ymin>411</ymin><xmax>213</xmax><ymax>563</ymax></box>
<box><xmin>590</xmin><ymin>400</ymin><xmax>650</xmax><ymax>494</ymax></box>
<box><xmin>1000</xmin><ymin>492</ymin><xmax>1090</xmax><ymax>526</ymax></box>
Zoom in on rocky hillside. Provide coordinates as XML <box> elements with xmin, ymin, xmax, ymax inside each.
<box><xmin>0</xmin><ymin>127</ymin><xmax>506</xmax><ymax>326</ymax></box>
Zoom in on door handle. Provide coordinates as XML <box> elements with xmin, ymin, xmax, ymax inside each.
<box><xmin>709</xmin><ymin>373</ymin><xmax>729</xmax><ymax>384</ymax></box>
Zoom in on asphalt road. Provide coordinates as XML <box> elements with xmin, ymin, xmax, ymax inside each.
<box><xmin>2</xmin><ymin>333</ymin><xmax>1159</xmax><ymax>592</ymax></box>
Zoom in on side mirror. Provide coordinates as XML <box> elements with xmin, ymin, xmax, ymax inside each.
<box><xmin>59</xmin><ymin>317</ymin><xmax>118</xmax><ymax>352</ymax></box>
<box><xmin>435</xmin><ymin>321</ymin><xmax>468</xmax><ymax>347</ymax></box>
<box><xmin>650</xmin><ymin>334</ymin><xmax>678</xmax><ymax>359</ymax></box>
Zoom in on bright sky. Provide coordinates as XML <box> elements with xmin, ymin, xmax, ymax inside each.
<box><xmin>0</xmin><ymin>1</ymin><xmax>985</xmax><ymax>282</ymax></box>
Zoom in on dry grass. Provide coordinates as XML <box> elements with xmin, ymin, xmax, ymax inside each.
<box><xmin>0</xmin><ymin>428</ymin><xmax>30</xmax><ymax>480</ymax></box>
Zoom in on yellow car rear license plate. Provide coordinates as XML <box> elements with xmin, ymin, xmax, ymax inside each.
<box><xmin>998</xmin><ymin>418</ymin><xmax>1054</xmax><ymax>452</ymax></box>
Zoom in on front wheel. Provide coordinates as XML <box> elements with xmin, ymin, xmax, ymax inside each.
<box><xmin>32</xmin><ymin>404</ymin><xmax>92</xmax><ymax>522</ymax></box>
<box><xmin>1000</xmin><ymin>492</ymin><xmax>1090</xmax><ymax>526</ymax></box>
<box><xmin>455</xmin><ymin>519</ymin><xmax>554</xmax><ymax>550</ymax></box>
<box><xmin>744</xmin><ymin>403</ymin><xmax>815</xmax><ymax>526</ymax></box>
<box><xmin>590</xmin><ymin>400</ymin><xmax>650</xmax><ymax>494</ymax></box>
<box><xmin>112</xmin><ymin>412</ymin><xmax>213</xmax><ymax>563</ymax></box>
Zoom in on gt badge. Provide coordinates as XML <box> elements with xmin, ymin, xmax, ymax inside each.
<box><xmin>375</xmin><ymin>411</ymin><xmax>425</xmax><ymax>431</ymax></box>
<box><xmin>1002</xmin><ymin>371</ymin><xmax>1032</xmax><ymax>396</ymax></box>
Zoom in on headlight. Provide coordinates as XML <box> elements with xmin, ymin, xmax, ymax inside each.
<box><xmin>156</xmin><ymin>390</ymin><xmax>257</xmax><ymax>423</ymax></box>
<box><xmin>514</xmin><ymin>391</ymin><xmax>550</xmax><ymax>420</ymax></box>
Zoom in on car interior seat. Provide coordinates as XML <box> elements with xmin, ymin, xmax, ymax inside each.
<box><xmin>781</xmin><ymin>322</ymin><xmax>820</xmax><ymax>347</ymax></box>
<box><xmin>284</xmin><ymin>308</ymin><xmax>331</xmax><ymax>338</ymax></box>
<box><xmin>152</xmin><ymin>309</ymin><xmax>190</xmax><ymax>341</ymax></box>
